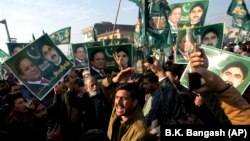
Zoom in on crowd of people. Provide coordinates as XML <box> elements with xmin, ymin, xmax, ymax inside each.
<box><xmin>0</xmin><ymin>38</ymin><xmax>250</xmax><ymax>141</ymax></box>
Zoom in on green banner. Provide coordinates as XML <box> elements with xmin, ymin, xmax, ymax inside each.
<box><xmin>4</xmin><ymin>34</ymin><xmax>73</xmax><ymax>100</ymax></box>
<box><xmin>180</xmin><ymin>45</ymin><xmax>250</xmax><ymax>95</ymax></box>
<box><xmin>129</xmin><ymin>0</ymin><xmax>174</xmax><ymax>58</ymax></box>
<box><xmin>49</xmin><ymin>27</ymin><xmax>71</xmax><ymax>45</ymax></box>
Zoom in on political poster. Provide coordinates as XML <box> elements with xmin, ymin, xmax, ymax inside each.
<box><xmin>4</xmin><ymin>34</ymin><xmax>73</xmax><ymax>100</ymax></box>
<box><xmin>180</xmin><ymin>45</ymin><xmax>250</xmax><ymax>95</ymax></box>
<box><xmin>87</xmin><ymin>44</ymin><xmax>133</xmax><ymax>79</ymax></box>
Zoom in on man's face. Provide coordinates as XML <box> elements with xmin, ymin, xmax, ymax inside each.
<box><xmin>117</xmin><ymin>51</ymin><xmax>129</xmax><ymax>67</ymax></box>
<box><xmin>42</xmin><ymin>45</ymin><xmax>60</xmax><ymax>64</ymax></box>
<box><xmin>220</xmin><ymin>67</ymin><xmax>244</xmax><ymax>87</ymax></box>
<box><xmin>190</xmin><ymin>6</ymin><xmax>204</xmax><ymax>24</ymax></box>
<box><xmin>114</xmin><ymin>89</ymin><xmax>137</xmax><ymax>118</ymax></box>
<box><xmin>19</xmin><ymin>58</ymin><xmax>41</xmax><ymax>81</ymax></box>
<box><xmin>142</xmin><ymin>79</ymin><xmax>157</xmax><ymax>94</ymax></box>
<box><xmin>13</xmin><ymin>47</ymin><xmax>22</xmax><ymax>55</ymax></box>
<box><xmin>202</xmin><ymin>32</ymin><xmax>218</xmax><ymax>47</ymax></box>
<box><xmin>91</xmin><ymin>52</ymin><xmax>105</xmax><ymax>69</ymax></box>
<box><xmin>75</xmin><ymin>47</ymin><xmax>86</xmax><ymax>61</ymax></box>
<box><xmin>13</xmin><ymin>98</ymin><xmax>27</xmax><ymax>114</ymax></box>
<box><xmin>33</xmin><ymin>103</ymin><xmax>48</xmax><ymax>120</ymax></box>
<box><xmin>169</xmin><ymin>7</ymin><xmax>182</xmax><ymax>24</ymax></box>
<box><xmin>85</xmin><ymin>78</ymin><xmax>100</xmax><ymax>97</ymax></box>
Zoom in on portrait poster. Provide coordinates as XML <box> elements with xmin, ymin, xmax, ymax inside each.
<box><xmin>4</xmin><ymin>34</ymin><xmax>73</xmax><ymax>100</ymax></box>
<box><xmin>180</xmin><ymin>45</ymin><xmax>250</xmax><ymax>95</ymax></box>
<box><xmin>87</xmin><ymin>44</ymin><xmax>133</xmax><ymax>79</ymax></box>
<box><xmin>169</xmin><ymin>0</ymin><xmax>209</xmax><ymax>32</ymax></box>
<box><xmin>49</xmin><ymin>26</ymin><xmax>71</xmax><ymax>45</ymax></box>
<box><xmin>175</xmin><ymin>23</ymin><xmax>224</xmax><ymax>64</ymax></box>
<box><xmin>103</xmin><ymin>38</ymin><xmax>131</xmax><ymax>46</ymax></box>
<box><xmin>71</xmin><ymin>43</ymin><xmax>89</xmax><ymax>70</ymax></box>
<box><xmin>6</xmin><ymin>42</ymin><xmax>28</xmax><ymax>56</ymax></box>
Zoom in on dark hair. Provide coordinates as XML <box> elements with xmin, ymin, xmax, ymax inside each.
<box><xmin>190</xmin><ymin>3</ymin><xmax>204</xmax><ymax>13</ymax></box>
<box><xmin>74</xmin><ymin>45</ymin><xmax>86</xmax><ymax>54</ymax></box>
<box><xmin>239</xmin><ymin>44</ymin><xmax>248</xmax><ymax>52</ymax></box>
<box><xmin>143</xmin><ymin>72</ymin><xmax>159</xmax><ymax>84</ymax></box>
<box><xmin>165</xmin><ymin>64</ymin><xmax>185</xmax><ymax>79</ymax></box>
<box><xmin>116</xmin><ymin>83</ymin><xmax>139</xmax><ymax>100</ymax></box>
<box><xmin>39</xmin><ymin>42</ymin><xmax>54</xmax><ymax>56</ymax></box>
<box><xmin>15</xmin><ymin>55</ymin><xmax>33</xmax><ymax>75</ymax></box>
<box><xmin>202</xmin><ymin>28</ymin><xmax>219</xmax><ymax>40</ymax></box>
<box><xmin>115</xmin><ymin>47</ymin><xmax>129</xmax><ymax>56</ymax></box>
<box><xmin>170</xmin><ymin>5</ymin><xmax>182</xmax><ymax>14</ymax></box>
<box><xmin>2</xmin><ymin>93</ymin><xmax>24</xmax><ymax>109</ymax></box>
<box><xmin>222</xmin><ymin>61</ymin><xmax>248</xmax><ymax>79</ymax></box>
<box><xmin>90</xmin><ymin>49</ymin><xmax>105</xmax><ymax>61</ymax></box>
<box><xmin>26</xmin><ymin>98</ymin><xmax>44</xmax><ymax>113</ymax></box>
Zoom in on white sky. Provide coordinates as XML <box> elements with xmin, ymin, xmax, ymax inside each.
<box><xmin>0</xmin><ymin>0</ymin><xmax>249</xmax><ymax>54</ymax></box>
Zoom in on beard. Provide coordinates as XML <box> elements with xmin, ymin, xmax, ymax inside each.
<box><xmin>89</xmin><ymin>89</ymin><xmax>99</xmax><ymax>97</ymax></box>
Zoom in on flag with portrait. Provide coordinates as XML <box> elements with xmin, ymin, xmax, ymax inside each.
<box><xmin>49</xmin><ymin>27</ymin><xmax>71</xmax><ymax>45</ymax></box>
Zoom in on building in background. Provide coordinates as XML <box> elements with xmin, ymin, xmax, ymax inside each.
<box><xmin>82</xmin><ymin>21</ymin><xmax>135</xmax><ymax>43</ymax></box>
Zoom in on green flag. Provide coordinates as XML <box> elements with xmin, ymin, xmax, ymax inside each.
<box><xmin>49</xmin><ymin>27</ymin><xmax>71</xmax><ymax>45</ymax></box>
<box><xmin>227</xmin><ymin>0</ymin><xmax>249</xmax><ymax>18</ymax></box>
<box><xmin>227</xmin><ymin>0</ymin><xmax>250</xmax><ymax>28</ymax></box>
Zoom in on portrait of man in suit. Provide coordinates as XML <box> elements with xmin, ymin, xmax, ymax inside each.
<box><xmin>15</xmin><ymin>56</ymin><xmax>50</xmax><ymax>94</ymax></box>
<box><xmin>90</xmin><ymin>49</ymin><xmax>109</xmax><ymax>79</ymax></box>
<box><xmin>168</xmin><ymin>5</ymin><xmax>182</xmax><ymax>31</ymax></box>
<box><xmin>73</xmin><ymin>45</ymin><xmax>88</xmax><ymax>68</ymax></box>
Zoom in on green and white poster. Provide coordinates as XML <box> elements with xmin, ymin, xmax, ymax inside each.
<box><xmin>169</xmin><ymin>0</ymin><xmax>209</xmax><ymax>32</ymax></box>
<box><xmin>71</xmin><ymin>43</ymin><xmax>89</xmax><ymax>69</ymax></box>
<box><xmin>87</xmin><ymin>44</ymin><xmax>133</xmax><ymax>79</ymax></box>
<box><xmin>4</xmin><ymin>34</ymin><xmax>73</xmax><ymax>100</ymax></box>
<box><xmin>175</xmin><ymin>23</ymin><xmax>224</xmax><ymax>64</ymax></box>
<box><xmin>180</xmin><ymin>45</ymin><xmax>250</xmax><ymax>95</ymax></box>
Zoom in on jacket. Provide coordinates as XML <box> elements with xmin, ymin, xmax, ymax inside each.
<box><xmin>107</xmin><ymin>106</ymin><xmax>149</xmax><ymax>141</ymax></box>
<box><xmin>218</xmin><ymin>86</ymin><xmax>250</xmax><ymax>125</ymax></box>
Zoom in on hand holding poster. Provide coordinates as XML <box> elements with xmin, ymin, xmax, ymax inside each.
<box><xmin>180</xmin><ymin>45</ymin><xmax>250</xmax><ymax>95</ymax></box>
<box><xmin>4</xmin><ymin>34</ymin><xmax>73</xmax><ymax>100</ymax></box>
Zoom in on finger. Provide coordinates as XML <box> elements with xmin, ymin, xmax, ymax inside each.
<box><xmin>190</xmin><ymin>51</ymin><xmax>202</xmax><ymax>58</ymax></box>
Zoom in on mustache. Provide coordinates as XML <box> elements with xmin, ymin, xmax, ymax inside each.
<box><xmin>116</xmin><ymin>104</ymin><xmax>124</xmax><ymax>108</ymax></box>
<box><xmin>51</xmin><ymin>54</ymin><xmax>57</xmax><ymax>60</ymax></box>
